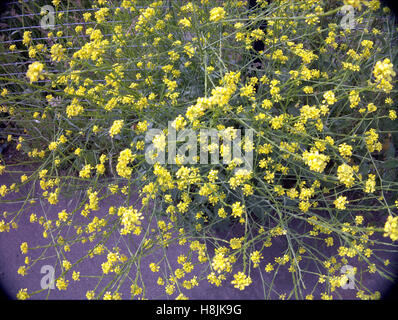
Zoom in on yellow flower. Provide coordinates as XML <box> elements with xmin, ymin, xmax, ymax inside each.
<box><xmin>109</xmin><ymin>120</ymin><xmax>124</xmax><ymax>138</ymax></box>
<box><xmin>29</xmin><ymin>214</ymin><xmax>37</xmax><ymax>223</ymax></box>
<box><xmin>367</xmin><ymin>103</ymin><xmax>377</xmax><ymax>113</ymax></box>
<box><xmin>229</xmin><ymin>237</ymin><xmax>243</xmax><ymax>249</ymax></box>
<box><xmin>349</xmin><ymin>90</ymin><xmax>360</xmax><ymax>108</ymax></box>
<box><xmin>338</xmin><ymin>143</ymin><xmax>352</xmax><ymax>158</ymax></box>
<box><xmin>157</xmin><ymin>277</ymin><xmax>164</xmax><ymax>286</ymax></box>
<box><xmin>153</xmin><ymin>133</ymin><xmax>166</xmax><ymax>152</ymax></box>
<box><xmin>20</xmin><ymin>242</ymin><xmax>28</xmax><ymax>254</ymax></box>
<box><xmin>179</xmin><ymin>17</ymin><xmax>191</xmax><ymax>28</ymax></box>
<box><xmin>50</xmin><ymin>43</ymin><xmax>66</xmax><ymax>62</ymax></box>
<box><xmin>66</xmin><ymin>98</ymin><xmax>84</xmax><ymax>118</ymax></box>
<box><xmin>368</xmin><ymin>263</ymin><xmax>377</xmax><ymax>273</ymax></box>
<box><xmin>389</xmin><ymin>110</ymin><xmax>397</xmax><ymax>120</ymax></box>
<box><xmin>149</xmin><ymin>263</ymin><xmax>160</xmax><ymax>272</ymax></box>
<box><xmin>95</xmin><ymin>7</ymin><xmax>110</xmax><ymax>23</ymax></box>
<box><xmin>337</xmin><ymin>163</ymin><xmax>355</xmax><ymax>188</ymax></box>
<box><xmin>383</xmin><ymin>215</ymin><xmax>398</xmax><ymax>241</ymax></box>
<box><xmin>321</xmin><ymin>292</ymin><xmax>333</xmax><ymax>300</ymax></box>
<box><xmin>17</xmin><ymin>289</ymin><xmax>29</xmax><ymax>300</ymax></box>
<box><xmin>334</xmin><ymin>196</ymin><xmax>348</xmax><ymax>210</ymax></box>
<box><xmin>176</xmin><ymin>293</ymin><xmax>188</xmax><ymax>300</ymax></box>
<box><xmin>299</xmin><ymin>201</ymin><xmax>311</xmax><ymax>212</ymax></box>
<box><xmin>130</xmin><ymin>284</ymin><xmax>142</xmax><ymax>296</ymax></box>
<box><xmin>211</xmin><ymin>251</ymin><xmax>231</xmax><ymax>274</ymax></box>
<box><xmin>72</xmin><ymin>271</ymin><xmax>80</xmax><ymax>281</ymax></box>
<box><xmin>86</xmin><ymin>291</ymin><xmax>95</xmax><ymax>300</ymax></box>
<box><xmin>323</xmin><ymin>91</ymin><xmax>337</xmax><ymax>105</ymax></box>
<box><xmin>48</xmin><ymin>142</ymin><xmax>58</xmax><ymax>152</ymax></box>
<box><xmin>56</xmin><ymin>277</ymin><xmax>69</xmax><ymax>290</ymax></box>
<box><xmin>302</xmin><ymin>150</ymin><xmax>329</xmax><ymax>173</ymax></box>
<box><xmin>26</xmin><ymin>62</ymin><xmax>45</xmax><ymax>83</ymax></box>
<box><xmin>265</xmin><ymin>263</ymin><xmax>274</xmax><ymax>273</ymax></box>
<box><xmin>325</xmin><ymin>237</ymin><xmax>334</xmax><ymax>247</ymax></box>
<box><xmin>22</xmin><ymin>31</ymin><xmax>32</xmax><ymax>46</ymax></box>
<box><xmin>231</xmin><ymin>202</ymin><xmax>245</xmax><ymax>218</ymax></box>
<box><xmin>116</xmin><ymin>149</ymin><xmax>136</xmax><ymax>179</ymax></box>
<box><xmin>218</xmin><ymin>207</ymin><xmax>227</xmax><ymax>218</ymax></box>
<box><xmin>365</xmin><ymin>129</ymin><xmax>382</xmax><ymax>152</ymax></box>
<box><xmin>135</xmin><ymin>121</ymin><xmax>148</xmax><ymax>134</ymax></box>
<box><xmin>62</xmin><ymin>260</ymin><xmax>72</xmax><ymax>271</ymax></box>
<box><xmin>79</xmin><ymin>164</ymin><xmax>92</xmax><ymax>179</ymax></box>
<box><xmin>18</xmin><ymin>266</ymin><xmax>27</xmax><ymax>276</ymax></box>
<box><xmin>165</xmin><ymin>284</ymin><xmax>175</xmax><ymax>295</ymax></box>
<box><xmin>119</xmin><ymin>206</ymin><xmax>143</xmax><ymax>235</ymax></box>
<box><xmin>231</xmin><ymin>272</ymin><xmax>252</xmax><ymax>290</ymax></box>
<box><xmin>171</xmin><ymin>115</ymin><xmax>187</xmax><ymax>131</ymax></box>
<box><xmin>355</xmin><ymin>215</ymin><xmax>364</xmax><ymax>225</ymax></box>
<box><xmin>250</xmin><ymin>251</ymin><xmax>263</xmax><ymax>268</ymax></box>
<box><xmin>364</xmin><ymin>174</ymin><xmax>376</xmax><ymax>193</ymax></box>
<box><xmin>209</xmin><ymin>7</ymin><xmax>226</xmax><ymax>22</ymax></box>
<box><xmin>372</xmin><ymin>58</ymin><xmax>396</xmax><ymax>92</ymax></box>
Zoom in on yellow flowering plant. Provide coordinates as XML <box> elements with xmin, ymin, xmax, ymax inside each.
<box><xmin>0</xmin><ymin>0</ymin><xmax>398</xmax><ymax>300</ymax></box>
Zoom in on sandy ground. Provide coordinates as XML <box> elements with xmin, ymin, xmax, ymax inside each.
<box><xmin>0</xmin><ymin>165</ymin><xmax>398</xmax><ymax>300</ymax></box>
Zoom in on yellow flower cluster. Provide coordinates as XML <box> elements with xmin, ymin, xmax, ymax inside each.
<box><xmin>228</xmin><ymin>272</ymin><xmax>251</xmax><ymax>291</ymax></box>
<box><xmin>364</xmin><ymin>174</ymin><xmax>376</xmax><ymax>193</ymax></box>
<box><xmin>365</xmin><ymin>129</ymin><xmax>382</xmax><ymax>152</ymax></box>
<box><xmin>66</xmin><ymin>98</ymin><xmax>84</xmax><ymax>118</ymax></box>
<box><xmin>372</xmin><ymin>58</ymin><xmax>396</xmax><ymax>92</ymax></box>
<box><xmin>337</xmin><ymin>163</ymin><xmax>355</xmax><ymax>188</ymax></box>
<box><xmin>338</xmin><ymin>143</ymin><xmax>352</xmax><ymax>159</ymax></box>
<box><xmin>334</xmin><ymin>196</ymin><xmax>348</xmax><ymax>210</ymax></box>
<box><xmin>116</xmin><ymin>149</ymin><xmax>136</xmax><ymax>179</ymax></box>
<box><xmin>109</xmin><ymin>120</ymin><xmax>124</xmax><ymax>138</ymax></box>
<box><xmin>343</xmin><ymin>0</ymin><xmax>363</xmax><ymax>10</ymax></box>
<box><xmin>118</xmin><ymin>206</ymin><xmax>143</xmax><ymax>235</ymax></box>
<box><xmin>302</xmin><ymin>150</ymin><xmax>329</xmax><ymax>173</ymax></box>
<box><xmin>323</xmin><ymin>91</ymin><xmax>337</xmax><ymax>105</ymax></box>
<box><xmin>209</xmin><ymin>7</ymin><xmax>226</xmax><ymax>22</ymax></box>
<box><xmin>50</xmin><ymin>43</ymin><xmax>66</xmax><ymax>62</ymax></box>
<box><xmin>211</xmin><ymin>251</ymin><xmax>232</xmax><ymax>274</ymax></box>
<box><xmin>384</xmin><ymin>215</ymin><xmax>398</xmax><ymax>241</ymax></box>
<box><xmin>26</xmin><ymin>62</ymin><xmax>44</xmax><ymax>83</ymax></box>
<box><xmin>231</xmin><ymin>202</ymin><xmax>245</xmax><ymax>219</ymax></box>
<box><xmin>17</xmin><ymin>289</ymin><xmax>29</xmax><ymax>300</ymax></box>
<box><xmin>79</xmin><ymin>164</ymin><xmax>92</xmax><ymax>179</ymax></box>
<box><xmin>5</xmin><ymin>0</ymin><xmax>398</xmax><ymax>301</ymax></box>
